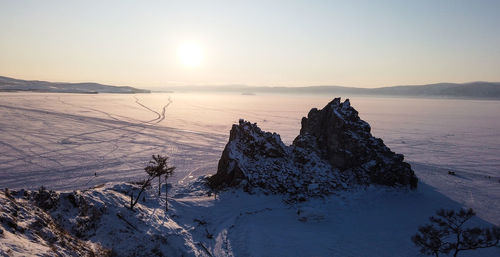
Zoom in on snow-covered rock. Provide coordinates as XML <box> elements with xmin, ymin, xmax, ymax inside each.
<box><xmin>209</xmin><ymin>98</ymin><xmax>418</xmax><ymax>198</ymax></box>
<box><xmin>208</xmin><ymin>119</ymin><xmax>342</xmax><ymax>199</ymax></box>
<box><xmin>295</xmin><ymin>97</ymin><xmax>417</xmax><ymax>188</ymax></box>
<box><xmin>0</xmin><ymin>184</ymin><xmax>209</xmax><ymax>257</ymax></box>
<box><xmin>0</xmin><ymin>188</ymin><xmax>110</xmax><ymax>257</ymax></box>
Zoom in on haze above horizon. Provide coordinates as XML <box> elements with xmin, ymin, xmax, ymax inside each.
<box><xmin>1</xmin><ymin>0</ymin><xmax>499</xmax><ymax>88</ymax></box>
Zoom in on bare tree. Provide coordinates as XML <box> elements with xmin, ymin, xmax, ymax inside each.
<box><xmin>129</xmin><ymin>154</ymin><xmax>175</xmax><ymax>210</ymax></box>
<box><xmin>412</xmin><ymin>208</ymin><xmax>500</xmax><ymax>257</ymax></box>
<box><xmin>145</xmin><ymin>154</ymin><xmax>175</xmax><ymax>211</ymax></box>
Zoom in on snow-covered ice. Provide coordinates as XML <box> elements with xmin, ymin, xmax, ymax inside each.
<box><xmin>1</xmin><ymin>92</ymin><xmax>499</xmax><ymax>256</ymax></box>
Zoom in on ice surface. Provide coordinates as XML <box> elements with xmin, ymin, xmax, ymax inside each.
<box><xmin>0</xmin><ymin>92</ymin><xmax>499</xmax><ymax>229</ymax></box>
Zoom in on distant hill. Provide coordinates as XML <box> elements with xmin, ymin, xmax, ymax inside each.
<box><xmin>0</xmin><ymin>76</ymin><xmax>150</xmax><ymax>94</ymax></box>
<box><xmin>166</xmin><ymin>82</ymin><xmax>500</xmax><ymax>100</ymax></box>
<box><xmin>2</xmin><ymin>75</ymin><xmax>499</xmax><ymax>99</ymax></box>
<box><xmin>369</xmin><ymin>82</ymin><xmax>500</xmax><ymax>99</ymax></box>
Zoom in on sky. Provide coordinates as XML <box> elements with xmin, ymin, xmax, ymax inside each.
<box><xmin>1</xmin><ymin>0</ymin><xmax>499</xmax><ymax>89</ymax></box>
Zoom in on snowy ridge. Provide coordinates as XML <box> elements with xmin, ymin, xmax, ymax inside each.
<box><xmin>0</xmin><ymin>189</ymin><xmax>110</xmax><ymax>257</ymax></box>
<box><xmin>209</xmin><ymin>98</ymin><xmax>417</xmax><ymax>199</ymax></box>
<box><xmin>50</xmin><ymin>183</ymin><xmax>207</xmax><ymax>256</ymax></box>
<box><xmin>0</xmin><ymin>183</ymin><xmax>211</xmax><ymax>257</ymax></box>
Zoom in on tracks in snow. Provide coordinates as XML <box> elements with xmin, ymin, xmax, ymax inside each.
<box><xmin>133</xmin><ymin>96</ymin><xmax>172</xmax><ymax>125</ymax></box>
<box><xmin>0</xmin><ymin>95</ymin><xmax>176</xmax><ymax>189</ymax></box>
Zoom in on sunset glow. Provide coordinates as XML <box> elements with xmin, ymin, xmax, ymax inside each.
<box><xmin>2</xmin><ymin>1</ymin><xmax>499</xmax><ymax>87</ymax></box>
<box><xmin>177</xmin><ymin>42</ymin><xmax>203</xmax><ymax>68</ymax></box>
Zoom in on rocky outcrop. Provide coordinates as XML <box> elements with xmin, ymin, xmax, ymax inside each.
<box><xmin>295</xmin><ymin>98</ymin><xmax>417</xmax><ymax>188</ymax></box>
<box><xmin>208</xmin><ymin>98</ymin><xmax>418</xmax><ymax>199</ymax></box>
<box><xmin>208</xmin><ymin>119</ymin><xmax>343</xmax><ymax>199</ymax></box>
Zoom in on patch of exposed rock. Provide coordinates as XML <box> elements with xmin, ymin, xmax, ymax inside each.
<box><xmin>208</xmin><ymin>98</ymin><xmax>418</xmax><ymax>199</ymax></box>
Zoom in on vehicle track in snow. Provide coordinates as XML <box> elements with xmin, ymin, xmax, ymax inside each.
<box><xmin>0</xmin><ymin>95</ymin><xmax>179</xmax><ymax>189</ymax></box>
<box><xmin>56</xmin><ymin>95</ymin><xmax>173</xmax><ymax>185</ymax></box>
<box><xmin>1</xmin><ymin>94</ymin><xmax>224</xmax><ymax>191</ymax></box>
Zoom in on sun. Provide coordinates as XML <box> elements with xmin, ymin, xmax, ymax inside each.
<box><xmin>177</xmin><ymin>42</ymin><xmax>203</xmax><ymax>68</ymax></box>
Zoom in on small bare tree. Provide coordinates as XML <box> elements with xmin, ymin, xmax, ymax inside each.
<box><xmin>129</xmin><ymin>154</ymin><xmax>175</xmax><ymax>210</ymax></box>
<box><xmin>412</xmin><ymin>208</ymin><xmax>500</xmax><ymax>257</ymax></box>
<box><xmin>145</xmin><ymin>154</ymin><xmax>175</xmax><ymax>211</ymax></box>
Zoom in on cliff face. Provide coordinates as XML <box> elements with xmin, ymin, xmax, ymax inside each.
<box><xmin>294</xmin><ymin>98</ymin><xmax>417</xmax><ymax>188</ymax></box>
<box><xmin>208</xmin><ymin>98</ymin><xmax>418</xmax><ymax>199</ymax></box>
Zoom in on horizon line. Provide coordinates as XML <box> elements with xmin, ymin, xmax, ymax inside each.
<box><xmin>1</xmin><ymin>75</ymin><xmax>499</xmax><ymax>91</ymax></box>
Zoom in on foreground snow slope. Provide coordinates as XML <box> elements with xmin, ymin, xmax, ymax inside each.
<box><xmin>2</xmin><ymin>179</ymin><xmax>499</xmax><ymax>257</ymax></box>
<box><xmin>50</xmin><ymin>183</ymin><xmax>205</xmax><ymax>257</ymax></box>
<box><xmin>0</xmin><ymin>189</ymin><xmax>109</xmax><ymax>257</ymax></box>
<box><xmin>188</xmin><ymin>183</ymin><xmax>500</xmax><ymax>257</ymax></box>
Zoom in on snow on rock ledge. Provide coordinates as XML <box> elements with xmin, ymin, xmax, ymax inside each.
<box><xmin>208</xmin><ymin>98</ymin><xmax>418</xmax><ymax>198</ymax></box>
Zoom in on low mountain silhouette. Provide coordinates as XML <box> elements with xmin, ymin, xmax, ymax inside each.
<box><xmin>165</xmin><ymin>82</ymin><xmax>500</xmax><ymax>99</ymax></box>
<box><xmin>0</xmin><ymin>75</ymin><xmax>149</xmax><ymax>94</ymax></box>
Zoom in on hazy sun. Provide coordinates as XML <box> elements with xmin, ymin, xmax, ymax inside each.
<box><xmin>177</xmin><ymin>42</ymin><xmax>203</xmax><ymax>68</ymax></box>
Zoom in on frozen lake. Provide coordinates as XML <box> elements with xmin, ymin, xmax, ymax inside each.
<box><xmin>1</xmin><ymin>92</ymin><xmax>499</xmax><ymax>224</ymax></box>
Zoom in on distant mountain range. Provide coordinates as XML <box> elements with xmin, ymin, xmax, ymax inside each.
<box><xmin>2</xmin><ymin>75</ymin><xmax>500</xmax><ymax>99</ymax></box>
<box><xmin>164</xmin><ymin>82</ymin><xmax>500</xmax><ymax>99</ymax></box>
<box><xmin>0</xmin><ymin>76</ymin><xmax>150</xmax><ymax>94</ymax></box>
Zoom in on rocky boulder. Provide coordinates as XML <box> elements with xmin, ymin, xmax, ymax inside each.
<box><xmin>208</xmin><ymin>98</ymin><xmax>418</xmax><ymax>199</ymax></box>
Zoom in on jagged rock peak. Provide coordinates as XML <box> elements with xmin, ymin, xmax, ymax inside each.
<box><xmin>294</xmin><ymin>98</ymin><xmax>417</xmax><ymax>188</ymax></box>
<box><xmin>208</xmin><ymin>119</ymin><xmax>343</xmax><ymax>199</ymax></box>
<box><xmin>228</xmin><ymin>119</ymin><xmax>287</xmax><ymax>158</ymax></box>
<box><xmin>209</xmin><ymin>98</ymin><xmax>418</xmax><ymax>199</ymax></box>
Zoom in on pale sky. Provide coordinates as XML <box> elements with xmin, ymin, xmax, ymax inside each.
<box><xmin>1</xmin><ymin>0</ymin><xmax>499</xmax><ymax>88</ymax></box>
